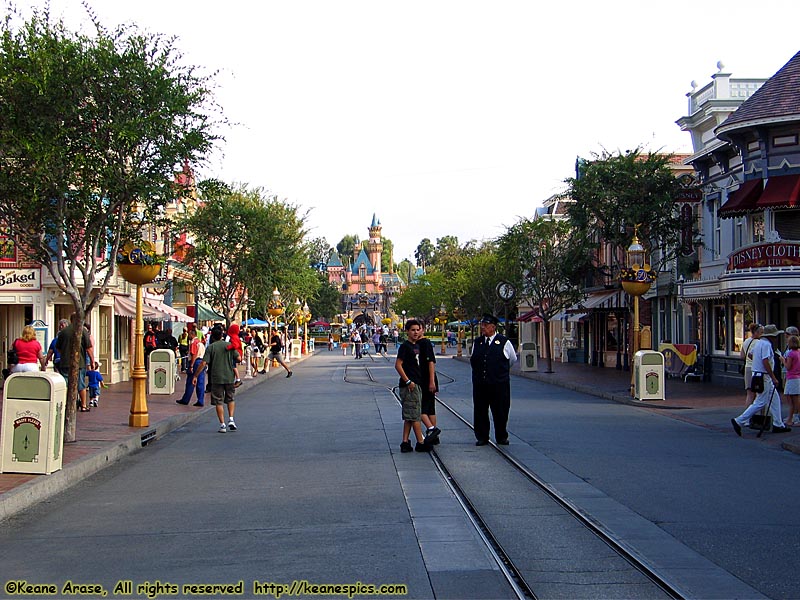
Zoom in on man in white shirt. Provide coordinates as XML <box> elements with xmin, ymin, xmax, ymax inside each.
<box><xmin>732</xmin><ymin>324</ymin><xmax>791</xmax><ymax>435</ymax></box>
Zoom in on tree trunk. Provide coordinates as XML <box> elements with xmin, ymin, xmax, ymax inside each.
<box><xmin>543</xmin><ymin>319</ymin><xmax>553</xmax><ymax>373</ymax></box>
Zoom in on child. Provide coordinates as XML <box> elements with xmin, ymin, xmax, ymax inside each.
<box><xmin>784</xmin><ymin>335</ymin><xmax>800</xmax><ymax>426</ymax></box>
<box><xmin>394</xmin><ymin>320</ymin><xmax>432</xmax><ymax>453</ymax></box>
<box><xmin>86</xmin><ymin>362</ymin><xmax>107</xmax><ymax>407</ymax></box>
<box><xmin>227</xmin><ymin>323</ymin><xmax>243</xmax><ymax>388</ymax></box>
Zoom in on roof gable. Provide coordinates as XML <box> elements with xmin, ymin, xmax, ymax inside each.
<box><xmin>351</xmin><ymin>248</ymin><xmax>374</xmax><ymax>275</ymax></box>
<box><xmin>718</xmin><ymin>51</ymin><xmax>800</xmax><ymax>133</ymax></box>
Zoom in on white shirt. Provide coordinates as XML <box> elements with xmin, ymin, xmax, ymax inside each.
<box><xmin>752</xmin><ymin>338</ymin><xmax>774</xmax><ymax>374</ymax></box>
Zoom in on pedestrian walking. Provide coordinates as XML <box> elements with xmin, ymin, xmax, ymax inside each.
<box><xmin>470</xmin><ymin>313</ymin><xmax>517</xmax><ymax>446</ymax></box>
<box><xmin>419</xmin><ymin>327</ymin><xmax>440</xmax><ymax>445</ymax></box>
<box><xmin>178</xmin><ymin>330</ymin><xmax>189</xmax><ymax>372</ymax></box>
<box><xmin>192</xmin><ymin>326</ymin><xmax>238</xmax><ymax>432</ymax></box>
<box><xmin>86</xmin><ymin>361</ymin><xmax>106</xmax><ymax>407</ymax></box>
<box><xmin>267</xmin><ymin>330</ymin><xmax>292</xmax><ymax>377</ymax></box>
<box><xmin>394</xmin><ymin>319</ymin><xmax>432</xmax><ymax>453</ymax></box>
<box><xmin>55</xmin><ymin>313</ymin><xmax>95</xmax><ymax>412</ymax></box>
<box><xmin>732</xmin><ymin>324</ymin><xmax>792</xmax><ymax>436</ymax></box>
<box><xmin>783</xmin><ymin>334</ymin><xmax>800</xmax><ymax>426</ymax></box>
<box><xmin>176</xmin><ymin>329</ymin><xmax>206</xmax><ymax>406</ymax></box>
<box><xmin>741</xmin><ymin>323</ymin><xmax>762</xmax><ymax>408</ymax></box>
<box><xmin>44</xmin><ymin>318</ymin><xmax>70</xmax><ymax>372</ymax></box>
<box><xmin>9</xmin><ymin>325</ymin><xmax>46</xmax><ymax>373</ymax></box>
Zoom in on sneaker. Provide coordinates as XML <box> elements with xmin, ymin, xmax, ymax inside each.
<box><xmin>772</xmin><ymin>425</ymin><xmax>792</xmax><ymax>433</ymax></box>
<box><xmin>234</xmin><ymin>379</ymin><xmax>243</xmax><ymax>388</ymax></box>
<box><xmin>89</xmin><ymin>400</ymin><xmax>98</xmax><ymax>407</ymax></box>
<box><xmin>792</xmin><ymin>417</ymin><xmax>800</xmax><ymax>426</ymax></box>
<box><xmin>731</xmin><ymin>419</ymin><xmax>742</xmax><ymax>437</ymax></box>
<box><xmin>218</xmin><ymin>424</ymin><xmax>227</xmax><ymax>433</ymax></box>
<box><xmin>400</xmin><ymin>441</ymin><xmax>412</xmax><ymax>453</ymax></box>
<box><xmin>286</xmin><ymin>371</ymin><xmax>293</xmax><ymax>378</ymax></box>
<box><xmin>415</xmin><ymin>442</ymin><xmax>432</xmax><ymax>452</ymax></box>
<box><xmin>228</xmin><ymin>420</ymin><xmax>237</xmax><ymax>431</ymax></box>
<box><xmin>425</xmin><ymin>427</ymin><xmax>441</xmax><ymax>444</ymax></box>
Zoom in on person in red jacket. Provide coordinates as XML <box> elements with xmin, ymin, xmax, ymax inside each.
<box><xmin>227</xmin><ymin>323</ymin><xmax>243</xmax><ymax>388</ymax></box>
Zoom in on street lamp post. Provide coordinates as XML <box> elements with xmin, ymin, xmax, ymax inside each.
<box><xmin>437</xmin><ymin>303</ymin><xmax>448</xmax><ymax>355</ymax></box>
<box><xmin>267</xmin><ymin>288</ymin><xmax>285</xmax><ymax>371</ymax></box>
<box><xmin>302</xmin><ymin>301</ymin><xmax>311</xmax><ymax>354</ymax></box>
<box><xmin>453</xmin><ymin>303</ymin><xmax>466</xmax><ymax>358</ymax></box>
<box><xmin>622</xmin><ymin>228</ymin><xmax>652</xmax><ymax>395</ymax></box>
<box><xmin>401</xmin><ymin>310</ymin><xmax>406</xmax><ymax>329</ymax></box>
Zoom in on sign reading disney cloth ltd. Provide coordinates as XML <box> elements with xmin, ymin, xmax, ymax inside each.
<box><xmin>0</xmin><ymin>268</ymin><xmax>41</xmax><ymax>290</ymax></box>
<box><xmin>727</xmin><ymin>242</ymin><xmax>800</xmax><ymax>270</ymax></box>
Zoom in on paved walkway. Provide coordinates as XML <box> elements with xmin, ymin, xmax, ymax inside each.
<box><xmin>1</xmin><ymin>350</ymin><xmax>798</xmax><ymax>522</ymax></box>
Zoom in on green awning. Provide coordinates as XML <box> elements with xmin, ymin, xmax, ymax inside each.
<box><xmin>197</xmin><ymin>302</ymin><xmax>224</xmax><ymax>322</ymax></box>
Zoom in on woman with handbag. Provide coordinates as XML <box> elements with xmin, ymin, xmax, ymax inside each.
<box><xmin>10</xmin><ymin>325</ymin><xmax>46</xmax><ymax>373</ymax></box>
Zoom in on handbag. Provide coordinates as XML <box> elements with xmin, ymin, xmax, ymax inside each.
<box><xmin>6</xmin><ymin>341</ymin><xmax>18</xmax><ymax>366</ymax></box>
<box><xmin>751</xmin><ymin>373</ymin><xmax>764</xmax><ymax>394</ymax></box>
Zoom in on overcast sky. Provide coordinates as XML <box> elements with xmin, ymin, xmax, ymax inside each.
<box><xmin>17</xmin><ymin>0</ymin><xmax>800</xmax><ymax>263</ymax></box>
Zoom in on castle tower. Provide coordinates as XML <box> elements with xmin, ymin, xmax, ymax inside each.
<box><xmin>367</xmin><ymin>213</ymin><xmax>382</xmax><ymax>274</ymax></box>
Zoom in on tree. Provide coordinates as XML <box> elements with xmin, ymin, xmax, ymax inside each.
<box><xmin>307</xmin><ymin>272</ymin><xmax>341</xmax><ymax>321</ymax></box>
<box><xmin>415</xmin><ymin>238</ymin><xmax>434</xmax><ymax>270</ymax></box>
<box><xmin>336</xmin><ymin>234</ymin><xmax>359</xmax><ymax>267</ymax></box>
<box><xmin>307</xmin><ymin>237</ymin><xmax>333</xmax><ymax>271</ymax></box>
<box><xmin>178</xmin><ymin>182</ymin><xmax>312</xmax><ymax>326</ymax></box>
<box><xmin>498</xmin><ymin>218</ymin><xmax>593</xmax><ymax>373</ymax></box>
<box><xmin>381</xmin><ymin>237</ymin><xmax>394</xmax><ymax>272</ymax></box>
<box><xmin>0</xmin><ymin>7</ymin><xmax>219</xmax><ymax>441</ymax></box>
<box><xmin>565</xmin><ymin>148</ymin><xmax>683</xmax><ymax>277</ymax></box>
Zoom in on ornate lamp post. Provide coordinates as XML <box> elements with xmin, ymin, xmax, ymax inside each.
<box><xmin>302</xmin><ymin>301</ymin><xmax>311</xmax><ymax>353</ymax></box>
<box><xmin>622</xmin><ymin>228</ymin><xmax>653</xmax><ymax>395</ymax></box>
<box><xmin>452</xmin><ymin>303</ymin><xmax>466</xmax><ymax>357</ymax></box>
<box><xmin>267</xmin><ymin>288</ymin><xmax>285</xmax><ymax>369</ymax></box>
<box><xmin>437</xmin><ymin>303</ymin><xmax>448</xmax><ymax>355</ymax></box>
<box><xmin>401</xmin><ymin>310</ymin><xmax>406</xmax><ymax>329</ymax></box>
<box><xmin>117</xmin><ymin>241</ymin><xmax>162</xmax><ymax>427</ymax></box>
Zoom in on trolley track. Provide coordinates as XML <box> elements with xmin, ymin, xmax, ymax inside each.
<box><xmin>344</xmin><ymin>364</ymin><xmax>684</xmax><ymax>599</ymax></box>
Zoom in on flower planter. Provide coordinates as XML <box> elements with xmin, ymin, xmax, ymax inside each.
<box><xmin>621</xmin><ymin>281</ymin><xmax>652</xmax><ymax>296</ymax></box>
<box><xmin>117</xmin><ymin>263</ymin><xmax>162</xmax><ymax>285</ymax></box>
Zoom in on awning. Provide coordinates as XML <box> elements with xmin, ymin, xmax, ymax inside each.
<box><xmin>576</xmin><ymin>290</ymin><xmax>620</xmax><ymax>311</ymax></box>
<box><xmin>718</xmin><ymin>179</ymin><xmax>763</xmax><ymax>218</ymax></box>
<box><xmin>113</xmin><ymin>295</ymin><xmax>170</xmax><ymax>320</ymax></box>
<box><xmin>196</xmin><ymin>302</ymin><xmax>224</xmax><ymax>322</ymax></box>
<box><xmin>756</xmin><ymin>174</ymin><xmax>800</xmax><ymax>210</ymax></box>
<box><xmin>554</xmin><ymin>311</ymin><xmax>587</xmax><ymax>322</ymax></box>
<box><xmin>145</xmin><ymin>298</ymin><xmax>193</xmax><ymax>322</ymax></box>
<box><xmin>517</xmin><ymin>310</ymin><xmax>543</xmax><ymax>322</ymax></box>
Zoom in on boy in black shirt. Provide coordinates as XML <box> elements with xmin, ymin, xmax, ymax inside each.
<box><xmin>394</xmin><ymin>320</ymin><xmax>433</xmax><ymax>453</ymax></box>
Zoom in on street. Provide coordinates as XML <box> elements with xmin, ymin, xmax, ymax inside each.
<box><xmin>0</xmin><ymin>351</ymin><xmax>797</xmax><ymax>599</ymax></box>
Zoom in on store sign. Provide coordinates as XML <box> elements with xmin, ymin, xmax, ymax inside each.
<box><xmin>675</xmin><ymin>187</ymin><xmax>703</xmax><ymax>202</ymax></box>
<box><xmin>727</xmin><ymin>242</ymin><xmax>800</xmax><ymax>270</ymax></box>
<box><xmin>0</xmin><ymin>268</ymin><xmax>41</xmax><ymax>290</ymax></box>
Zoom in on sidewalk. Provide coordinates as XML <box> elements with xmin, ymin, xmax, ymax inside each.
<box><xmin>0</xmin><ymin>358</ymin><xmax>302</xmax><ymax>522</ymax></box>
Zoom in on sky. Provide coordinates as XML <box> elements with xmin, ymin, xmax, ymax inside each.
<box><xmin>14</xmin><ymin>0</ymin><xmax>800</xmax><ymax>263</ymax></box>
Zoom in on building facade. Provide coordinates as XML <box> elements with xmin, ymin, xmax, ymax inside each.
<box><xmin>677</xmin><ymin>55</ymin><xmax>800</xmax><ymax>386</ymax></box>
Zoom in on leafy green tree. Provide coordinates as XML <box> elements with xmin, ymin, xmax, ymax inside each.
<box><xmin>565</xmin><ymin>148</ymin><xmax>683</xmax><ymax>277</ymax></box>
<box><xmin>398</xmin><ymin>259</ymin><xmax>415</xmax><ymax>284</ymax></box>
<box><xmin>498</xmin><ymin>218</ymin><xmax>593</xmax><ymax>372</ymax></box>
<box><xmin>415</xmin><ymin>238</ymin><xmax>434</xmax><ymax>270</ymax></box>
<box><xmin>308</xmin><ymin>272</ymin><xmax>341</xmax><ymax>321</ymax></box>
<box><xmin>381</xmin><ymin>237</ymin><xmax>394</xmax><ymax>273</ymax></box>
<box><xmin>391</xmin><ymin>271</ymin><xmax>447</xmax><ymax>325</ymax></box>
<box><xmin>178</xmin><ymin>182</ymin><xmax>312</xmax><ymax>326</ymax></box>
<box><xmin>0</xmin><ymin>7</ymin><xmax>218</xmax><ymax>440</ymax></box>
<box><xmin>307</xmin><ymin>237</ymin><xmax>333</xmax><ymax>270</ymax></box>
<box><xmin>336</xmin><ymin>234</ymin><xmax>359</xmax><ymax>267</ymax></box>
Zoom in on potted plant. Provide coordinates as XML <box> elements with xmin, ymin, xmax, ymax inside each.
<box><xmin>619</xmin><ymin>265</ymin><xmax>656</xmax><ymax>296</ymax></box>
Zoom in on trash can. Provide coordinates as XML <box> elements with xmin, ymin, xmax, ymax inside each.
<box><xmin>519</xmin><ymin>342</ymin><xmax>538</xmax><ymax>372</ymax></box>
<box><xmin>148</xmin><ymin>348</ymin><xmax>176</xmax><ymax>395</ymax></box>
<box><xmin>1</xmin><ymin>372</ymin><xmax>66</xmax><ymax>475</ymax></box>
<box><xmin>290</xmin><ymin>339</ymin><xmax>302</xmax><ymax>359</ymax></box>
<box><xmin>633</xmin><ymin>350</ymin><xmax>665</xmax><ymax>401</ymax></box>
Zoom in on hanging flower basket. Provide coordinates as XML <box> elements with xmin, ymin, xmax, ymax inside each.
<box><xmin>621</xmin><ymin>280</ymin><xmax>652</xmax><ymax>296</ymax></box>
<box><xmin>117</xmin><ymin>263</ymin><xmax>162</xmax><ymax>285</ymax></box>
<box><xmin>116</xmin><ymin>240</ymin><xmax>164</xmax><ymax>284</ymax></box>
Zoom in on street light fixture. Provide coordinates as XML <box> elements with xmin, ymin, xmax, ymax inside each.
<box><xmin>437</xmin><ymin>302</ymin><xmax>448</xmax><ymax>355</ymax></box>
<box><xmin>622</xmin><ymin>227</ymin><xmax>653</xmax><ymax>396</ymax></box>
<box><xmin>452</xmin><ymin>302</ymin><xmax>466</xmax><ymax>357</ymax></box>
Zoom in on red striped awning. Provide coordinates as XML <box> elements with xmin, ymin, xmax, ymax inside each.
<box><xmin>719</xmin><ymin>179</ymin><xmax>763</xmax><ymax>218</ymax></box>
<box><xmin>757</xmin><ymin>174</ymin><xmax>800</xmax><ymax>210</ymax></box>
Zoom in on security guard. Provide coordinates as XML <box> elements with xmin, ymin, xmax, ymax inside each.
<box><xmin>470</xmin><ymin>314</ymin><xmax>517</xmax><ymax>446</ymax></box>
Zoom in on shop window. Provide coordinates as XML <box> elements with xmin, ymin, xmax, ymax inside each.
<box><xmin>775</xmin><ymin>210</ymin><xmax>800</xmax><ymax>241</ymax></box>
<box><xmin>713</xmin><ymin>199</ymin><xmax>721</xmax><ymax>259</ymax></box>
<box><xmin>113</xmin><ymin>315</ymin><xmax>127</xmax><ymax>360</ymax></box>
<box><xmin>605</xmin><ymin>314</ymin><xmax>618</xmax><ymax>351</ymax></box>
<box><xmin>731</xmin><ymin>303</ymin><xmax>752</xmax><ymax>353</ymax></box>
<box><xmin>0</xmin><ymin>230</ymin><xmax>16</xmax><ymax>261</ymax></box>
<box><xmin>713</xmin><ymin>304</ymin><xmax>727</xmax><ymax>352</ymax></box>
<box><xmin>752</xmin><ymin>214</ymin><xmax>765</xmax><ymax>243</ymax></box>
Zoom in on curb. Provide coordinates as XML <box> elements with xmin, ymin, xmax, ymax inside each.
<box><xmin>0</xmin><ymin>353</ymin><xmax>309</xmax><ymax>523</ymax></box>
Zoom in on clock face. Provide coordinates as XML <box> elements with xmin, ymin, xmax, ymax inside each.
<box><xmin>497</xmin><ymin>281</ymin><xmax>516</xmax><ymax>301</ymax></box>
